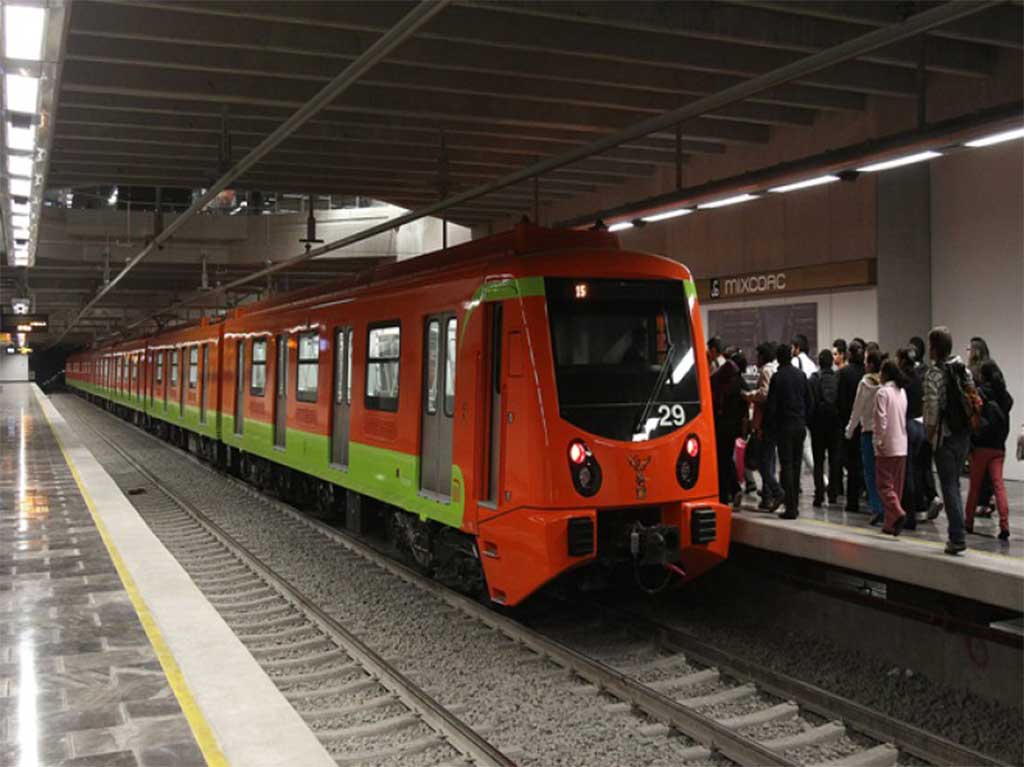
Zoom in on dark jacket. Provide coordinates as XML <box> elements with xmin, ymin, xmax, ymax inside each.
<box><xmin>973</xmin><ymin>385</ymin><xmax>1014</xmax><ymax>451</ymax></box>
<box><xmin>711</xmin><ymin>358</ymin><xmax>746</xmax><ymax>436</ymax></box>
<box><xmin>837</xmin><ymin>362</ymin><xmax>864</xmax><ymax>433</ymax></box>
<box><xmin>765</xmin><ymin>364</ymin><xmax>812</xmax><ymax>439</ymax></box>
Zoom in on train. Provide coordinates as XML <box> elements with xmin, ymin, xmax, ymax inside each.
<box><xmin>66</xmin><ymin>224</ymin><xmax>731</xmax><ymax>606</ymax></box>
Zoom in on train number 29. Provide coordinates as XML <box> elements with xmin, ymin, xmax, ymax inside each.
<box><xmin>657</xmin><ymin>404</ymin><xmax>686</xmax><ymax>427</ymax></box>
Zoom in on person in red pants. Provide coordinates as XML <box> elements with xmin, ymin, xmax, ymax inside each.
<box><xmin>873</xmin><ymin>360</ymin><xmax>909</xmax><ymax>536</ymax></box>
<box><xmin>966</xmin><ymin>361</ymin><xmax>1014</xmax><ymax>540</ymax></box>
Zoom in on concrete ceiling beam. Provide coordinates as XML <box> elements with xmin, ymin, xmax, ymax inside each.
<box><xmin>59</xmin><ymin>61</ymin><xmax>771</xmax><ymax>145</ymax></box>
<box><xmin>457</xmin><ymin>0</ymin><xmax>993</xmax><ymax>77</ymax></box>
<box><xmin>72</xmin><ymin>0</ymin><xmax>870</xmax><ymax>110</ymax></box>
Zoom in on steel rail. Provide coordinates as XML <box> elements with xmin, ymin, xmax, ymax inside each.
<box><xmin>76</xmin><ymin>410</ymin><xmax>516</xmax><ymax>767</ymax></box>
<box><xmin>102</xmin><ymin>0</ymin><xmax>997</xmax><ymax>340</ymax></box>
<box><xmin>601</xmin><ymin>605</ymin><xmax>1010</xmax><ymax>767</ymax></box>
<box><xmin>51</xmin><ymin>0</ymin><xmax>450</xmax><ymax>346</ymax></box>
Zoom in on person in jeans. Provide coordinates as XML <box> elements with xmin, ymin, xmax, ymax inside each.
<box><xmin>744</xmin><ymin>342</ymin><xmax>782</xmax><ymax>509</ymax></box>
<box><xmin>923</xmin><ymin>326</ymin><xmax>974</xmax><ymax>555</ymax></box>
<box><xmin>845</xmin><ymin>349</ymin><xmax>883</xmax><ymax>525</ymax></box>
<box><xmin>897</xmin><ymin>346</ymin><xmax>927</xmax><ymax>530</ymax></box>
<box><xmin>765</xmin><ymin>343</ymin><xmax>812</xmax><ymax>519</ymax></box>
<box><xmin>965</xmin><ymin>361</ymin><xmax>1014</xmax><ymax>540</ymax></box>
<box><xmin>808</xmin><ymin>349</ymin><xmax>842</xmax><ymax>507</ymax></box>
<box><xmin>838</xmin><ymin>341</ymin><xmax>866</xmax><ymax>513</ymax></box>
<box><xmin>874</xmin><ymin>360</ymin><xmax>909</xmax><ymax>536</ymax></box>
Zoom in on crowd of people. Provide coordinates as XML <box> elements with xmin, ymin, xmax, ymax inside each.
<box><xmin>708</xmin><ymin>327</ymin><xmax>1016</xmax><ymax>555</ymax></box>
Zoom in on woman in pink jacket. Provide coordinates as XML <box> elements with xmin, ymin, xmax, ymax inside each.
<box><xmin>874</xmin><ymin>359</ymin><xmax>909</xmax><ymax>536</ymax></box>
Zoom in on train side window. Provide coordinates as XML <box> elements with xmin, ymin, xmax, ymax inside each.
<box><xmin>188</xmin><ymin>345</ymin><xmax>198</xmax><ymax>388</ymax></box>
<box><xmin>170</xmin><ymin>349</ymin><xmax>179</xmax><ymax>385</ymax></box>
<box><xmin>155</xmin><ymin>352</ymin><xmax>163</xmax><ymax>384</ymax></box>
<box><xmin>444</xmin><ymin>318</ymin><xmax>456</xmax><ymax>417</ymax></box>
<box><xmin>366</xmin><ymin>322</ymin><xmax>400</xmax><ymax>412</ymax></box>
<box><xmin>296</xmin><ymin>332</ymin><xmax>319</xmax><ymax>403</ymax></box>
<box><xmin>425</xmin><ymin>319</ymin><xmax>440</xmax><ymax>415</ymax></box>
<box><xmin>251</xmin><ymin>339</ymin><xmax>267</xmax><ymax>396</ymax></box>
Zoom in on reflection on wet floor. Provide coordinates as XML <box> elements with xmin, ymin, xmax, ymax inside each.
<box><xmin>738</xmin><ymin>464</ymin><xmax>1024</xmax><ymax>558</ymax></box>
<box><xmin>0</xmin><ymin>384</ymin><xmax>204</xmax><ymax>767</ymax></box>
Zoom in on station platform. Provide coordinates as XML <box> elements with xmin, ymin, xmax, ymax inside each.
<box><xmin>733</xmin><ymin>469</ymin><xmax>1024</xmax><ymax>612</ymax></box>
<box><xmin>0</xmin><ymin>383</ymin><xmax>334</xmax><ymax>767</ymax></box>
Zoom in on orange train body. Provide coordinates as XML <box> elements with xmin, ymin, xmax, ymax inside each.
<box><xmin>67</xmin><ymin>225</ymin><xmax>731</xmax><ymax>606</ymax></box>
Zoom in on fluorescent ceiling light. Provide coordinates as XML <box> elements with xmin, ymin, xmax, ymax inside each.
<box><xmin>12</xmin><ymin>228</ymin><xmax>30</xmax><ymax>240</ymax></box>
<box><xmin>6</xmin><ymin>122</ymin><xmax>35</xmax><ymax>151</ymax></box>
<box><xmin>642</xmin><ymin>207</ymin><xmax>693</xmax><ymax>223</ymax></box>
<box><xmin>965</xmin><ymin>126</ymin><xmax>1024</xmax><ymax>148</ymax></box>
<box><xmin>7</xmin><ymin>154</ymin><xmax>32</xmax><ymax>177</ymax></box>
<box><xmin>697</xmin><ymin>193</ymin><xmax>758</xmax><ymax>210</ymax></box>
<box><xmin>11</xmin><ymin>212</ymin><xmax>30</xmax><ymax>227</ymax></box>
<box><xmin>8</xmin><ymin>177</ymin><xmax>31</xmax><ymax>196</ymax></box>
<box><xmin>10</xmin><ymin>200</ymin><xmax>30</xmax><ymax>215</ymax></box>
<box><xmin>4</xmin><ymin>5</ymin><xmax>46</xmax><ymax>61</ymax></box>
<box><xmin>608</xmin><ymin>221</ymin><xmax>633</xmax><ymax>232</ymax></box>
<box><xmin>768</xmin><ymin>175</ymin><xmax>840</xmax><ymax>193</ymax></box>
<box><xmin>857</xmin><ymin>150</ymin><xmax>941</xmax><ymax>173</ymax></box>
<box><xmin>4</xmin><ymin>74</ymin><xmax>39</xmax><ymax>113</ymax></box>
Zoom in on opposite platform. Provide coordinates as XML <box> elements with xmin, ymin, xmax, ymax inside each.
<box><xmin>734</xmin><ymin>470</ymin><xmax>1024</xmax><ymax>612</ymax></box>
<box><xmin>1</xmin><ymin>382</ymin><xmax>335</xmax><ymax>767</ymax></box>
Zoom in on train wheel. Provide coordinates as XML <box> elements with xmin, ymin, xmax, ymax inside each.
<box><xmin>389</xmin><ymin>511</ymin><xmax>434</xmax><ymax>575</ymax></box>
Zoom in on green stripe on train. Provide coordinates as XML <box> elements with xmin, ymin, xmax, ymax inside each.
<box><xmin>68</xmin><ymin>380</ymin><xmax>219</xmax><ymax>439</ymax></box>
<box><xmin>221</xmin><ymin>414</ymin><xmax>465</xmax><ymax>528</ymax></box>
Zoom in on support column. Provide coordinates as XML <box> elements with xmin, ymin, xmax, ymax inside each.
<box><xmin>876</xmin><ymin>164</ymin><xmax>931</xmax><ymax>352</ymax></box>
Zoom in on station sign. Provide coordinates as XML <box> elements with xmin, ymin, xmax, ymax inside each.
<box><xmin>699</xmin><ymin>260</ymin><xmax>875</xmax><ymax>302</ymax></box>
<box><xmin>0</xmin><ymin>313</ymin><xmax>48</xmax><ymax>333</ymax></box>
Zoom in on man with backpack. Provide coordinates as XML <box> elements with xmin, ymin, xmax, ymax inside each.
<box><xmin>923</xmin><ymin>326</ymin><xmax>980</xmax><ymax>555</ymax></box>
<box><xmin>809</xmin><ymin>349</ymin><xmax>842</xmax><ymax>507</ymax></box>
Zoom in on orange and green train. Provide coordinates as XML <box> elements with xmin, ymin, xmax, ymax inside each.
<box><xmin>67</xmin><ymin>224</ymin><xmax>731</xmax><ymax>606</ymax></box>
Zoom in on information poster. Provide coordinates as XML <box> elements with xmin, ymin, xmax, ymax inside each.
<box><xmin>707</xmin><ymin>302</ymin><xmax>818</xmax><ymax>363</ymax></box>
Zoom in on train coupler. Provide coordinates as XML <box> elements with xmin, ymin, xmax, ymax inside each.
<box><xmin>628</xmin><ymin>522</ymin><xmax>681</xmax><ymax>566</ymax></box>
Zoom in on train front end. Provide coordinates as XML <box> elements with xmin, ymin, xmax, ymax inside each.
<box><xmin>476</xmin><ymin>254</ymin><xmax>729</xmax><ymax>606</ymax></box>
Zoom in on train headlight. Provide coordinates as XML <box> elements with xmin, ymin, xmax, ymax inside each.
<box><xmin>567</xmin><ymin>439</ymin><xmax>602</xmax><ymax>497</ymax></box>
<box><xmin>676</xmin><ymin>433</ymin><xmax>700</xmax><ymax>489</ymax></box>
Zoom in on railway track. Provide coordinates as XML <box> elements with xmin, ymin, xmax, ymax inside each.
<box><xmin>70</xmin><ymin>405</ymin><xmax>516</xmax><ymax>767</ymax></box>
<box><xmin>60</xmin><ymin>393</ymin><xmax>1009</xmax><ymax>767</ymax></box>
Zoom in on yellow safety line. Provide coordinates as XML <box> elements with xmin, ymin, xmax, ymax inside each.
<box><xmin>34</xmin><ymin>389</ymin><xmax>228</xmax><ymax>767</ymax></box>
<box><xmin>738</xmin><ymin>507</ymin><xmax>1023</xmax><ymax>563</ymax></box>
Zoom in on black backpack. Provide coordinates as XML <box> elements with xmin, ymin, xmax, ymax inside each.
<box><xmin>814</xmin><ymin>370</ymin><xmax>839</xmax><ymax>421</ymax></box>
<box><xmin>942</xmin><ymin>362</ymin><xmax>981</xmax><ymax>435</ymax></box>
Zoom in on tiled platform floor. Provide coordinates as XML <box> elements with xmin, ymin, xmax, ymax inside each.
<box><xmin>0</xmin><ymin>383</ymin><xmax>204</xmax><ymax>767</ymax></box>
<box><xmin>738</xmin><ymin>465</ymin><xmax>1024</xmax><ymax>558</ymax></box>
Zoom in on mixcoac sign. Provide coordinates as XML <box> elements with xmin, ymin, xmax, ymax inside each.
<box><xmin>701</xmin><ymin>259</ymin><xmax>876</xmax><ymax>302</ymax></box>
<box><xmin>711</xmin><ymin>272</ymin><xmax>787</xmax><ymax>299</ymax></box>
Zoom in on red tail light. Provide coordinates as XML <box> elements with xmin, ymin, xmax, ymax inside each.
<box><xmin>685</xmin><ymin>435</ymin><xmax>700</xmax><ymax>458</ymax></box>
<box><xmin>568</xmin><ymin>439</ymin><xmax>588</xmax><ymax>465</ymax></box>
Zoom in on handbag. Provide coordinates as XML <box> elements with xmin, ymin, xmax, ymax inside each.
<box><xmin>733</xmin><ymin>437</ymin><xmax>747</xmax><ymax>480</ymax></box>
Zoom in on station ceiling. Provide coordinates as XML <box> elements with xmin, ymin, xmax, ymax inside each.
<box><xmin>6</xmin><ymin>0</ymin><xmax>1024</xmax><ymax>345</ymax></box>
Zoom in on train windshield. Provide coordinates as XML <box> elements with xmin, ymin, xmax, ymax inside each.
<box><xmin>545</xmin><ymin>277</ymin><xmax>701</xmax><ymax>442</ymax></box>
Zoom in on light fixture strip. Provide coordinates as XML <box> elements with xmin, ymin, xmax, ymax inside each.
<box><xmin>857</xmin><ymin>150</ymin><xmax>942</xmax><ymax>173</ymax></box>
<box><xmin>768</xmin><ymin>175</ymin><xmax>840</xmax><ymax>194</ymax></box>
<box><xmin>697</xmin><ymin>193</ymin><xmax>758</xmax><ymax>210</ymax></box>
<box><xmin>964</xmin><ymin>126</ymin><xmax>1024</xmax><ymax>148</ymax></box>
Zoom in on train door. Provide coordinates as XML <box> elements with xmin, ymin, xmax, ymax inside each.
<box><xmin>331</xmin><ymin>327</ymin><xmax>352</xmax><ymax>467</ymax></box>
<box><xmin>200</xmin><ymin>344</ymin><xmax>209</xmax><ymax>424</ymax></box>
<box><xmin>420</xmin><ymin>313</ymin><xmax>456</xmax><ymax>498</ymax></box>
<box><xmin>234</xmin><ymin>340</ymin><xmax>245</xmax><ymax>435</ymax></box>
<box><xmin>484</xmin><ymin>304</ymin><xmax>503</xmax><ymax>505</ymax></box>
<box><xmin>274</xmin><ymin>334</ymin><xmax>287</xmax><ymax>449</ymax></box>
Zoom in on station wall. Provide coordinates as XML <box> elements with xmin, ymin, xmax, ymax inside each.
<box><xmin>930</xmin><ymin>140</ymin><xmax>1024</xmax><ymax>480</ymax></box>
